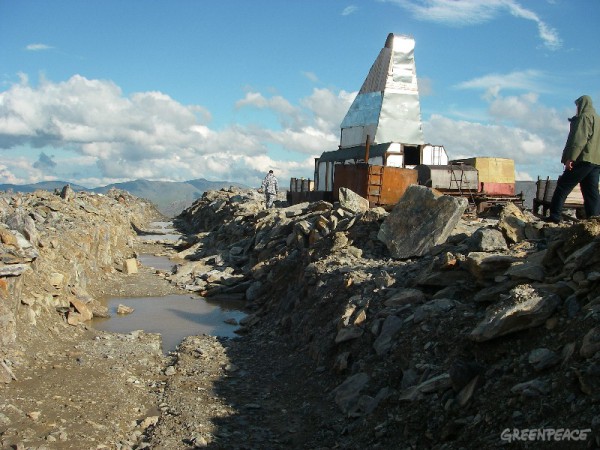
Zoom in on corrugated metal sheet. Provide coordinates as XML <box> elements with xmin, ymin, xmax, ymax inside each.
<box><xmin>340</xmin><ymin>33</ymin><xmax>423</xmax><ymax>148</ymax></box>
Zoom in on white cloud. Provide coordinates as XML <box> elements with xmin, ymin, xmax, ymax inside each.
<box><xmin>301</xmin><ymin>88</ymin><xmax>356</xmax><ymax>132</ymax></box>
<box><xmin>504</xmin><ymin>1</ymin><xmax>561</xmax><ymax>50</ymax></box>
<box><xmin>383</xmin><ymin>0</ymin><xmax>561</xmax><ymax>50</ymax></box>
<box><xmin>25</xmin><ymin>43</ymin><xmax>53</xmax><ymax>51</ymax></box>
<box><xmin>425</xmin><ymin>114</ymin><xmax>549</xmax><ymax>162</ymax></box>
<box><xmin>424</xmin><ymin>89</ymin><xmax>570</xmax><ymax>180</ymax></box>
<box><xmin>235</xmin><ymin>87</ymin><xmax>353</xmax><ymax>153</ymax></box>
<box><xmin>453</xmin><ymin>70</ymin><xmax>568</xmax><ymax>144</ymax></box>
<box><xmin>342</xmin><ymin>5</ymin><xmax>358</xmax><ymax>16</ymax></box>
<box><xmin>455</xmin><ymin>69</ymin><xmax>548</xmax><ymax>94</ymax></box>
<box><xmin>0</xmin><ymin>75</ymin><xmax>349</xmax><ymax>187</ymax></box>
<box><xmin>302</xmin><ymin>71</ymin><xmax>319</xmax><ymax>83</ymax></box>
<box><xmin>0</xmin><ymin>72</ymin><xmax>568</xmax><ymax>187</ymax></box>
<box><xmin>487</xmin><ymin>93</ymin><xmax>565</xmax><ymax>135</ymax></box>
<box><xmin>0</xmin><ymin>164</ymin><xmax>25</xmax><ymax>184</ymax></box>
<box><xmin>235</xmin><ymin>91</ymin><xmax>297</xmax><ymax>117</ymax></box>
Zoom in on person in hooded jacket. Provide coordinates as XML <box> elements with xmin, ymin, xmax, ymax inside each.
<box><xmin>261</xmin><ymin>170</ymin><xmax>278</xmax><ymax>208</ymax></box>
<box><xmin>547</xmin><ymin>95</ymin><xmax>600</xmax><ymax>223</ymax></box>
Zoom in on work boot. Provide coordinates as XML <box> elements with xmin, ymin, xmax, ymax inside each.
<box><xmin>542</xmin><ymin>216</ymin><xmax>561</xmax><ymax>224</ymax></box>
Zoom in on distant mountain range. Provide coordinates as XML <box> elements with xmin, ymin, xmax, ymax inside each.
<box><xmin>0</xmin><ymin>178</ymin><xmax>247</xmax><ymax>218</ymax></box>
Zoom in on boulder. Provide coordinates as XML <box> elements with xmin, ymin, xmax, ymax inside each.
<box><xmin>117</xmin><ymin>304</ymin><xmax>135</xmax><ymax>315</ymax></box>
<box><xmin>123</xmin><ymin>258</ymin><xmax>138</xmax><ymax>274</ymax></box>
<box><xmin>497</xmin><ymin>202</ymin><xmax>528</xmax><ymax>243</ymax></box>
<box><xmin>470</xmin><ymin>285</ymin><xmax>560</xmax><ymax>341</ymax></box>
<box><xmin>464</xmin><ymin>252</ymin><xmax>518</xmax><ymax>280</ymax></box>
<box><xmin>331</xmin><ymin>372</ymin><xmax>370</xmax><ymax>415</ymax></box>
<box><xmin>504</xmin><ymin>251</ymin><xmax>547</xmax><ymax>282</ymax></box>
<box><xmin>580</xmin><ymin>327</ymin><xmax>600</xmax><ymax>359</ymax></box>
<box><xmin>373</xmin><ymin>315</ymin><xmax>404</xmax><ymax>356</ymax></box>
<box><xmin>467</xmin><ymin>228</ymin><xmax>508</xmax><ymax>252</ymax></box>
<box><xmin>384</xmin><ymin>288</ymin><xmax>426</xmax><ymax>306</ymax></box>
<box><xmin>69</xmin><ymin>297</ymin><xmax>93</xmax><ymax>322</ymax></box>
<box><xmin>378</xmin><ymin>186</ymin><xmax>468</xmax><ymax>259</ymax></box>
<box><xmin>338</xmin><ymin>188</ymin><xmax>370</xmax><ymax>214</ymax></box>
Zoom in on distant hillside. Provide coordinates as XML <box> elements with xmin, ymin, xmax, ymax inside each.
<box><xmin>0</xmin><ymin>181</ymin><xmax>90</xmax><ymax>193</ymax></box>
<box><xmin>0</xmin><ymin>178</ymin><xmax>247</xmax><ymax>218</ymax></box>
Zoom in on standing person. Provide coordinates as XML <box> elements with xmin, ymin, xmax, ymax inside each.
<box><xmin>261</xmin><ymin>170</ymin><xmax>279</xmax><ymax>208</ymax></box>
<box><xmin>547</xmin><ymin>95</ymin><xmax>600</xmax><ymax>223</ymax></box>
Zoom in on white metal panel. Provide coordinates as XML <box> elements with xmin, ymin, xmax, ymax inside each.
<box><xmin>377</xmin><ymin>92</ymin><xmax>423</xmax><ymax>144</ymax></box>
<box><xmin>388</xmin><ymin>142</ymin><xmax>402</xmax><ymax>153</ymax></box>
<box><xmin>341</xmin><ymin>92</ymin><xmax>383</xmax><ymax>129</ymax></box>
<box><xmin>421</xmin><ymin>145</ymin><xmax>448</xmax><ymax>165</ymax></box>
<box><xmin>316</xmin><ymin>161</ymin><xmax>328</xmax><ymax>191</ymax></box>
<box><xmin>387</xmin><ymin>154</ymin><xmax>404</xmax><ymax>167</ymax></box>
<box><xmin>340</xmin><ymin>93</ymin><xmax>381</xmax><ymax>148</ymax></box>
<box><xmin>339</xmin><ymin>33</ymin><xmax>424</xmax><ymax>148</ymax></box>
<box><xmin>340</xmin><ymin>123</ymin><xmax>377</xmax><ymax>149</ymax></box>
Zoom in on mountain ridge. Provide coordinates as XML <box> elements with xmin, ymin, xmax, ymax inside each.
<box><xmin>0</xmin><ymin>178</ymin><xmax>248</xmax><ymax>218</ymax></box>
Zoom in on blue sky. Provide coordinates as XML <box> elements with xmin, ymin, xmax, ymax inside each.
<box><xmin>1</xmin><ymin>0</ymin><xmax>599</xmax><ymax>188</ymax></box>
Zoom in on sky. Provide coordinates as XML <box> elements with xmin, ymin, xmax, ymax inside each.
<box><xmin>1</xmin><ymin>0</ymin><xmax>599</xmax><ymax>189</ymax></box>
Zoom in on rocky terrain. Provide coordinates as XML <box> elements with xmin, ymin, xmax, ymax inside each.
<box><xmin>1</xmin><ymin>184</ymin><xmax>600</xmax><ymax>449</ymax></box>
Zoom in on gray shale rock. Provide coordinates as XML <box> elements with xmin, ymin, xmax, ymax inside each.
<box><xmin>470</xmin><ymin>285</ymin><xmax>560</xmax><ymax>342</ymax></box>
<box><xmin>378</xmin><ymin>185</ymin><xmax>468</xmax><ymax>259</ymax></box>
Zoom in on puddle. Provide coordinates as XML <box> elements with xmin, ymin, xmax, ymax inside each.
<box><xmin>92</xmin><ymin>232</ymin><xmax>246</xmax><ymax>354</ymax></box>
<box><xmin>146</xmin><ymin>221</ymin><xmax>175</xmax><ymax>233</ymax></box>
<box><xmin>92</xmin><ymin>294</ymin><xmax>245</xmax><ymax>353</ymax></box>
<box><xmin>138</xmin><ymin>254</ymin><xmax>178</xmax><ymax>272</ymax></box>
<box><xmin>139</xmin><ymin>221</ymin><xmax>181</xmax><ymax>243</ymax></box>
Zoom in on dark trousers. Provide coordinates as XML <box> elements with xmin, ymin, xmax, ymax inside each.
<box><xmin>550</xmin><ymin>161</ymin><xmax>600</xmax><ymax>220</ymax></box>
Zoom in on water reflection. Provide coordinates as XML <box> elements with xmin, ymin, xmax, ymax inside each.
<box><xmin>138</xmin><ymin>254</ymin><xmax>178</xmax><ymax>272</ymax></box>
<box><xmin>138</xmin><ymin>221</ymin><xmax>181</xmax><ymax>243</ymax></box>
<box><xmin>93</xmin><ymin>294</ymin><xmax>246</xmax><ymax>353</ymax></box>
<box><xmin>92</xmin><ymin>236</ymin><xmax>246</xmax><ymax>354</ymax></box>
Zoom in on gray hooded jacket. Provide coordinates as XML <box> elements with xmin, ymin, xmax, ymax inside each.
<box><xmin>561</xmin><ymin>95</ymin><xmax>600</xmax><ymax>165</ymax></box>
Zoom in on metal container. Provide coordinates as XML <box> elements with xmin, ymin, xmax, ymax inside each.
<box><xmin>289</xmin><ymin>177</ymin><xmax>314</xmax><ymax>193</ymax></box>
<box><xmin>333</xmin><ymin>163</ymin><xmax>417</xmax><ymax>207</ymax></box>
<box><xmin>480</xmin><ymin>182</ymin><xmax>515</xmax><ymax>196</ymax></box>
<box><xmin>415</xmin><ymin>164</ymin><xmax>478</xmax><ymax>192</ymax></box>
<box><xmin>453</xmin><ymin>157</ymin><xmax>515</xmax><ymax>184</ymax></box>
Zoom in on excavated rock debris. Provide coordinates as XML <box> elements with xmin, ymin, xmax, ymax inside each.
<box><xmin>2</xmin><ymin>185</ymin><xmax>600</xmax><ymax>449</ymax></box>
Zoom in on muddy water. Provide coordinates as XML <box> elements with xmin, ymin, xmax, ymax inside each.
<box><xmin>93</xmin><ymin>224</ymin><xmax>246</xmax><ymax>353</ymax></box>
<box><xmin>93</xmin><ymin>294</ymin><xmax>245</xmax><ymax>353</ymax></box>
<box><xmin>138</xmin><ymin>254</ymin><xmax>178</xmax><ymax>272</ymax></box>
<box><xmin>138</xmin><ymin>221</ymin><xmax>182</xmax><ymax>244</ymax></box>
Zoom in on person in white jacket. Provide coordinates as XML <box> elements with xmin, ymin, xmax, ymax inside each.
<box><xmin>261</xmin><ymin>170</ymin><xmax>278</xmax><ymax>208</ymax></box>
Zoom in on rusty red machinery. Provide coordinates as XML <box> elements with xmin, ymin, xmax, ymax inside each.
<box><xmin>288</xmin><ymin>157</ymin><xmax>523</xmax><ymax>212</ymax></box>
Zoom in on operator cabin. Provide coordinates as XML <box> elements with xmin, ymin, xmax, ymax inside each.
<box><xmin>314</xmin><ymin>33</ymin><xmax>448</xmax><ymax>193</ymax></box>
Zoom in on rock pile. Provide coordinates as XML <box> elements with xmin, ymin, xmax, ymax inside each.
<box><xmin>0</xmin><ymin>187</ymin><xmax>161</xmax><ymax>373</ymax></box>
<box><xmin>0</xmin><ymin>187</ymin><xmax>175</xmax><ymax>449</ymax></box>
<box><xmin>2</xmin><ymin>180</ymin><xmax>600</xmax><ymax>449</ymax></box>
<box><xmin>168</xmin><ymin>185</ymin><xmax>600</xmax><ymax>448</ymax></box>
